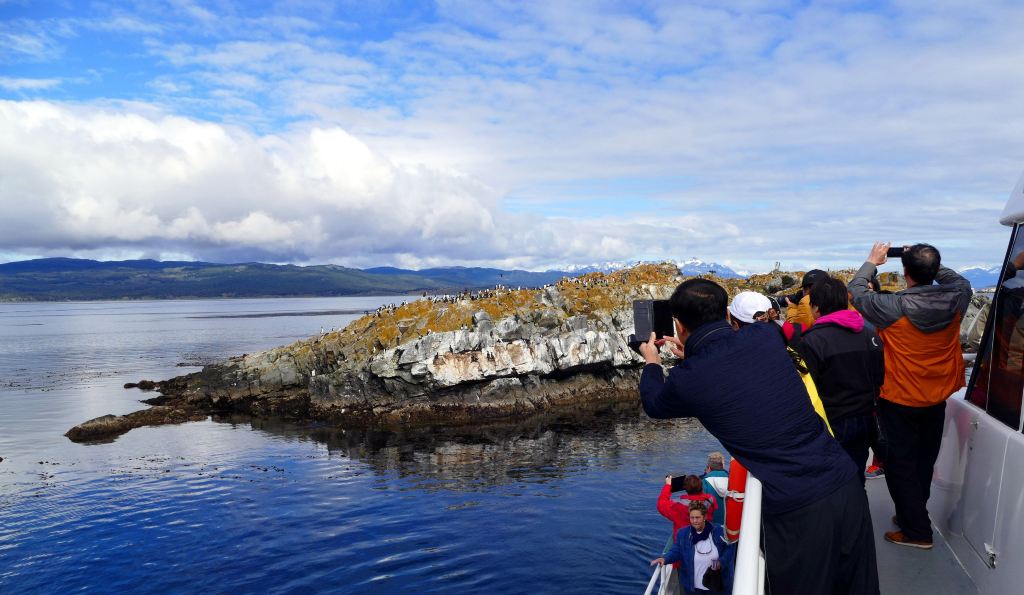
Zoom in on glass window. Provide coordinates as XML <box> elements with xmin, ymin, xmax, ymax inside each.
<box><xmin>968</xmin><ymin>224</ymin><xmax>1024</xmax><ymax>431</ymax></box>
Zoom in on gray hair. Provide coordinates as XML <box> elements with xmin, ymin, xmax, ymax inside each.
<box><xmin>706</xmin><ymin>451</ymin><xmax>725</xmax><ymax>471</ymax></box>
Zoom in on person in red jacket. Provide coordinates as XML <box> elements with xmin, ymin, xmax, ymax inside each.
<box><xmin>657</xmin><ymin>474</ymin><xmax>718</xmax><ymax>540</ymax></box>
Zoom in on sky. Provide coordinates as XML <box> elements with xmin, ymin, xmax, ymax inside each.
<box><xmin>1</xmin><ymin>0</ymin><xmax>1022</xmax><ymax>273</ymax></box>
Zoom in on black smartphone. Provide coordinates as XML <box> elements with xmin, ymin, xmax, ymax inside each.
<box><xmin>887</xmin><ymin>246</ymin><xmax>904</xmax><ymax>258</ymax></box>
<box><xmin>670</xmin><ymin>475</ymin><xmax>688</xmax><ymax>493</ymax></box>
<box><xmin>633</xmin><ymin>299</ymin><xmax>673</xmax><ymax>338</ymax></box>
<box><xmin>628</xmin><ymin>299</ymin><xmax>674</xmax><ymax>354</ymax></box>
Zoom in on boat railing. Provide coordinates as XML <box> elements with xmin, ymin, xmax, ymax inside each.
<box><xmin>642</xmin><ymin>564</ymin><xmax>671</xmax><ymax>595</ymax></box>
<box><xmin>733</xmin><ymin>473</ymin><xmax>765</xmax><ymax>595</ymax></box>
<box><xmin>643</xmin><ymin>472</ymin><xmax>765</xmax><ymax>595</ymax></box>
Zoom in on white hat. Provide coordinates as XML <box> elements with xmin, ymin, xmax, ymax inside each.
<box><xmin>729</xmin><ymin>291</ymin><xmax>772</xmax><ymax>324</ymax></box>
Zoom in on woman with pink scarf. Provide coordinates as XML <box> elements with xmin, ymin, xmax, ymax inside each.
<box><xmin>800</xmin><ymin>277</ymin><xmax>885</xmax><ymax>484</ymax></box>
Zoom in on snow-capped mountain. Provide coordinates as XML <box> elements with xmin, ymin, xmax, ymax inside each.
<box><xmin>559</xmin><ymin>261</ymin><xmax>631</xmax><ymax>274</ymax></box>
<box><xmin>959</xmin><ymin>265</ymin><xmax>1002</xmax><ymax>289</ymax></box>
<box><xmin>554</xmin><ymin>258</ymin><xmax>744</xmax><ymax>279</ymax></box>
<box><xmin>674</xmin><ymin>258</ymin><xmax>744</xmax><ymax>279</ymax></box>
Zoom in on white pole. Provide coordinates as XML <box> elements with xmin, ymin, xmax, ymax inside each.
<box><xmin>658</xmin><ymin>565</ymin><xmax>673</xmax><ymax>595</ymax></box>
<box><xmin>733</xmin><ymin>474</ymin><xmax>764</xmax><ymax>595</ymax></box>
<box><xmin>643</xmin><ymin>566</ymin><xmax>661</xmax><ymax>595</ymax></box>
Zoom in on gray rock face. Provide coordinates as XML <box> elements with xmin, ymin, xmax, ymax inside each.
<box><xmin>765</xmin><ymin>274</ymin><xmax>799</xmax><ymax>294</ymax></box>
<box><xmin>307</xmin><ymin>310</ymin><xmax>648</xmax><ymax>424</ymax></box>
<box><xmin>73</xmin><ymin>273</ymin><xmax>681</xmax><ymax>440</ymax></box>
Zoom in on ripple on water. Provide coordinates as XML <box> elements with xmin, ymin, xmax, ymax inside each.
<box><xmin>0</xmin><ymin>412</ymin><xmax>722</xmax><ymax>594</ymax></box>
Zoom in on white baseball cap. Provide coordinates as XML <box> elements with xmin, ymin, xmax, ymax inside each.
<box><xmin>728</xmin><ymin>291</ymin><xmax>773</xmax><ymax>324</ymax></box>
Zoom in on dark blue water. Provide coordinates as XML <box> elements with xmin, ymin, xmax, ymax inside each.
<box><xmin>0</xmin><ymin>298</ymin><xmax>721</xmax><ymax>593</ymax></box>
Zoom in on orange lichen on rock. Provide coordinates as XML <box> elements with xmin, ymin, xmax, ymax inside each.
<box><xmin>206</xmin><ymin>262</ymin><xmax>902</xmax><ymax>377</ymax></box>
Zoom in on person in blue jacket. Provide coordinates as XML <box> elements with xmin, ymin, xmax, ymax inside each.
<box><xmin>651</xmin><ymin>500</ymin><xmax>735</xmax><ymax>594</ymax></box>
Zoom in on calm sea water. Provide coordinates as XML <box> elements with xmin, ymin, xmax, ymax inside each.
<box><xmin>0</xmin><ymin>298</ymin><xmax>721</xmax><ymax>594</ymax></box>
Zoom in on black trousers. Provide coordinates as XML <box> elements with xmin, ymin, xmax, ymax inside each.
<box><xmin>877</xmin><ymin>398</ymin><xmax>946</xmax><ymax>542</ymax></box>
<box><xmin>832</xmin><ymin>413</ymin><xmax>875</xmax><ymax>486</ymax></box>
<box><xmin>762</xmin><ymin>477</ymin><xmax>879</xmax><ymax>595</ymax></box>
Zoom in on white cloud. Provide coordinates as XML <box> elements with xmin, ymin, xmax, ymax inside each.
<box><xmin>3</xmin><ymin>2</ymin><xmax>1023</xmax><ymax>271</ymax></box>
<box><xmin>0</xmin><ymin>29</ymin><xmax>62</xmax><ymax>62</ymax></box>
<box><xmin>0</xmin><ymin>99</ymin><xmax>746</xmax><ymax>268</ymax></box>
<box><xmin>0</xmin><ymin>77</ymin><xmax>63</xmax><ymax>91</ymax></box>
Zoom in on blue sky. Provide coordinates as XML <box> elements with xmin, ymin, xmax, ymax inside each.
<box><xmin>1</xmin><ymin>0</ymin><xmax>1022</xmax><ymax>273</ymax></box>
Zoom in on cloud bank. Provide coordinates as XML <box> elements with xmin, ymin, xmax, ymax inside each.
<box><xmin>1</xmin><ymin>100</ymin><xmax>736</xmax><ymax>268</ymax></box>
<box><xmin>2</xmin><ymin>1</ymin><xmax>1023</xmax><ymax>271</ymax></box>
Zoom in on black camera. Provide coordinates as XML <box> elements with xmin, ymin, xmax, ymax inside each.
<box><xmin>627</xmin><ymin>299</ymin><xmax>674</xmax><ymax>354</ymax></box>
<box><xmin>887</xmin><ymin>246</ymin><xmax>905</xmax><ymax>258</ymax></box>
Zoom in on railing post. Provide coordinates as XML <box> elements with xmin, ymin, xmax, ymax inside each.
<box><xmin>658</xmin><ymin>565</ymin><xmax>672</xmax><ymax>595</ymax></box>
<box><xmin>643</xmin><ymin>565</ymin><xmax>660</xmax><ymax>595</ymax></box>
<box><xmin>733</xmin><ymin>474</ymin><xmax>764</xmax><ymax>594</ymax></box>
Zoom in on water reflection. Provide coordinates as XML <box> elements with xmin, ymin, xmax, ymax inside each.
<box><xmin>224</xmin><ymin>401</ymin><xmax>709</xmax><ymax>491</ymax></box>
<box><xmin>0</xmin><ymin>298</ymin><xmax>721</xmax><ymax>594</ymax></box>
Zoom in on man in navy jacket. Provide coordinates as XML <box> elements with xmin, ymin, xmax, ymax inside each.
<box><xmin>639</xmin><ymin>279</ymin><xmax>878</xmax><ymax>595</ymax></box>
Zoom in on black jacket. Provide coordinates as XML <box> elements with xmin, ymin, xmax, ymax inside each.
<box><xmin>799</xmin><ymin>313</ymin><xmax>884</xmax><ymax>423</ymax></box>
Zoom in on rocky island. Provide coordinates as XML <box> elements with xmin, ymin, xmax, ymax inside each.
<box><xmin>66</xmin><ymin>264</ymin><xmax>987</xmax><ymax>442</ymax></box>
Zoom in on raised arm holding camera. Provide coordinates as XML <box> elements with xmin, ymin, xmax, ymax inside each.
<box><xmin>849</xmin><ymin>242</ymin><xmax>972</xmax><ymax>550</ymax></box>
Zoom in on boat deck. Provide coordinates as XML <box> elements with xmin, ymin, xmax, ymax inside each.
<box><xmin>866</xmin><ymin>477</ymin><xmax>977</xmax><ymax>594</ymax></box>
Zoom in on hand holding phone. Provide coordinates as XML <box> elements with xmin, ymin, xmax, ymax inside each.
<box><xmin>868</xmin><ymin>242</ymin><xmax>891</xmax><ymax>266</ymax></box>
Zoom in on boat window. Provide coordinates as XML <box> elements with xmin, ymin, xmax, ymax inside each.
<box><xmin>967</xmin><ymin>224</ymin><xmax>1024</xmax><ymax>431</ymax></box>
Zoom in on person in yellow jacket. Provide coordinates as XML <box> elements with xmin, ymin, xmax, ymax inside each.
<box><xmin>780</xmin><ymin>269</ymin><xmax>829</xmax><ymax>328</ymax></box>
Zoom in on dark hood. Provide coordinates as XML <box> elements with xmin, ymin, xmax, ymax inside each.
<box><xmin>901</xmin><ymin>284</ymin><xmax>968</xmax><ymax>333</ymax></box>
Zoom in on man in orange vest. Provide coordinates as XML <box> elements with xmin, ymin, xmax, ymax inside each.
<box><xmin>849</xmin><ymin>242</ymin><xmax>972</xmax><ymax>549</ymax></box>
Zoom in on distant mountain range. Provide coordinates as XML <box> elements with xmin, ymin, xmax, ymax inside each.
<box><xmin>560</xmin><ymin>258</ymin><xmax>743</xmax><ymax>279</ymax></box>
<box><xmin>675</xmin><ymin>258</ymin><xmax>744</xmax><ymax>279</ymax></box>
<box><xmin>959</xmin><ymin>265</ymin><xmax>1002</xmax><ymax>289</ymax></box>
<box><xmin>0</xmin><ymin>257</ymin><xmax>744</xmax><ymax>301</ymax></box>
<box><xmin>0</xmin><ymin>258</ymin><xmax>440</xmax><ymax>301</ymax></box>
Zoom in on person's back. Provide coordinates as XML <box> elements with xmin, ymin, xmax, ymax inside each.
<box><xmin>701</xmin><ymin>452</ymin><xmax>729</xmax><ymax>525</ymax></box>
<box><xmin>656</xmin><ymin>475</ymin><xmax>692</xmax><ymax>540</ymax></box>
<box><xmin>801</xmin><ymin>313</ymin><xmax>883</xmax><ymax>422</ymax></box>
<box><xmin>801</xmin><ymin>277</ymin><xmax>884</xmax><ymax>482</ymax></box>
<box><xmin>783</xmin><ymin>269</ymin><xmax>829</xmax><ymax>329</ymax></box>
<box><xmin>730</xmin><ymin>290</ymin><xmax>836</xmax><ymax>435</ymax></box>
<box><xmin>679</xmin><ymin>474</ymin><xmax>718</xmax><ymax>523</ymax></box>
<box><xmin>786</xmin><ymin>293</ymin><xmax>815</xmax><ymax>328</ymax></box>
<box><xmin>849</xmin><ymin>242</ymin><xmax>972</xmax><ymax>549</ymax></box>
<box><xmin>850</xmin><ymin>247</ymin><xmax>971</xmax><ymax>407</ymax></box>
<box><xmin>643</xmin><ymin>320</ymin><xmax>856</xmax><ymax>513</ymax></box>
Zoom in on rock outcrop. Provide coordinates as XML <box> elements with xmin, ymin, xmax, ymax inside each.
<box><xmin>65</xmin><ymin>264</ymin><xmax>989</xmax><ymax>442</ymax></box>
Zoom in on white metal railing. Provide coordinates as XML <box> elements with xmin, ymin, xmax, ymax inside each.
<box><xmin>733</xmin><ymin>473</ymin><xmax>765</xmax><ymax>595</ymax></box>
<box><xmin>643</xmin><ymin>566</ymin><xmax>660</xmax><ymax>595</ymax></box>
<box><xmin>643</xmin><ymin>563</ymin><xmax>673</xmax><ymax>595</ymax></box>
